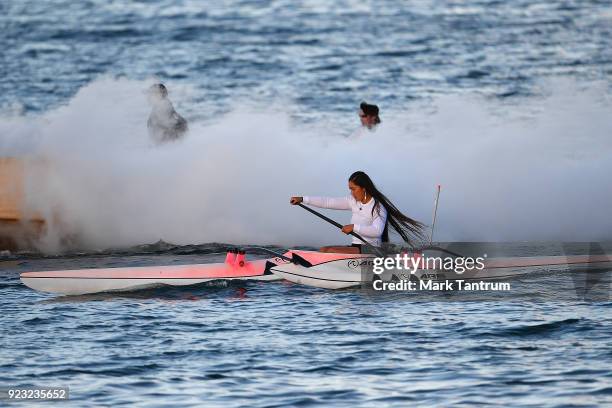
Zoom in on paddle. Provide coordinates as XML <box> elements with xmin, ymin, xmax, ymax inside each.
<box><xmin>296</xmin><ymin>203</ymin><xmax>385</xmax><ymax>257</ymax></box>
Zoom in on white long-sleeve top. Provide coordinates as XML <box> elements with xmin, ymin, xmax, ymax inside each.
<box><xmin>303</xmin><ymin>196</ymin><xmax>387</xmax><ymax>246</ymax></box>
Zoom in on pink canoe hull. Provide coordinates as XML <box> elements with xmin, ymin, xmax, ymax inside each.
<box><xmin>20</xmin><ymin>258</ymin><xmax>285</xmax><ymax>296</ymax></box>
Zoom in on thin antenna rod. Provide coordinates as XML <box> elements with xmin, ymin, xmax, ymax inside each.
<box><xmin>429</xmin><ymin>185</ymin><xmax>441</xmax><ymax>245</ymax></box>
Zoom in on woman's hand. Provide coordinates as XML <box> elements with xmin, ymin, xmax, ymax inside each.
<box><xmin>341</xmin><ymin>224</ymin><xmax>354</xmax><ymax>234</ymax></box>
<box><xmin>290</xmin><ymin>196</ymin><xmax>303</xmax><ymax>205</ymax></box>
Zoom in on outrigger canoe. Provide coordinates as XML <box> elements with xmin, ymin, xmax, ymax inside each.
<box><xmin>21</xmin><ymin>248</ymin><xmax>612</xmax><ymax>294</ymax></box>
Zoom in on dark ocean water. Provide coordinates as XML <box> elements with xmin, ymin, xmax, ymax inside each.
<box><xmin>1</xmin><ymin>243</ymin><xmax>611</xmax><ymax>406</ymax></box>
<box><xmin>2</xmin><ymin>0</ymin><xmax>611</xmax><ymax>122</ymax></box>
<box><xmin>2</xmin><ymin>0</ymin><xmax>612</xmax><ymax>406</ymax></box>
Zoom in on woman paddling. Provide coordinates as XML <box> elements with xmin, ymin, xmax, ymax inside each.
<box><xmin>290</xmin><ymin>171</ymin><xmax>425</xmax><ymax>253</ymax></box>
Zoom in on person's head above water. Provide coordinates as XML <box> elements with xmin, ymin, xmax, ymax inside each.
<box><xmin>348</xmin><ymin>171</ymin><xmax>424</xmax><ymax>244</ymax></box>
<box><xmin>149</xmin><ymin>83</ymin><xmax>168</xmax><ymax>99</ymax></box>
<box><xmin>358</xmin><ymin>102</ymin><xmax>381</xmax><ymax>128</ymax></box>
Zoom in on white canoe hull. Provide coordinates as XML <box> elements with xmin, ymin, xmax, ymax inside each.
<box><xmin>270</xmin><ymin>260</ymin><xmax>370</xmax><ymax>290</ymax></box>
<box><xmin>269</xmin><ymin>250</ymin><xmax>376</xmax><ymax>289</ymax></box>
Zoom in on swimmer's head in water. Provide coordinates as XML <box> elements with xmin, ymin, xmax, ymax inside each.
<box><xmin>359</xmin><ymin>102</ymin><xmax>381</xmax><ymax>127</ymax></box>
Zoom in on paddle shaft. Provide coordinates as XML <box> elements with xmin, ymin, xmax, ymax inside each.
<box><xmin>296</xmin><ymin>203</ymin><xmax>384</xmax><ymax>256</ymax></box>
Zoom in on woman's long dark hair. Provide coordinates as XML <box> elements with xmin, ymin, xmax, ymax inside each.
<box><xmin>349</xmin><ymin>171</ymin><xmax>425</xmax><ymax>244</ymax></box>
